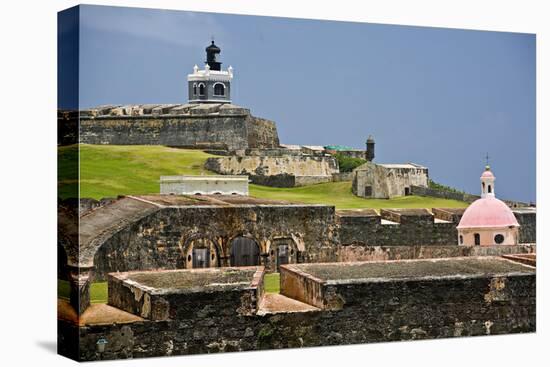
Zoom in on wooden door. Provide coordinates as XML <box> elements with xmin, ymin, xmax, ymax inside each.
<box><xmin>230</xmin><ymin>237</ymin><xmax>260</xmax><ymax>266</ymax></box>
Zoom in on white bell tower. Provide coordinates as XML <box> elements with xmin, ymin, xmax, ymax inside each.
<box><xmin>480</xmin><ymin>165</ymin><xmax>495</xmax><ymax>198</ymax></box>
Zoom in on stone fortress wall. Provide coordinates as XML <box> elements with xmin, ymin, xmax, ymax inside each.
<box><xmin>204</xmin><ymin>154</ymin><xmax>339</xmax><ymax>187</ymax></box>
<box><xmin>59</xmin><ymin>197</ymin><xmax>536</xmax><ymax>286</ymax></box>
<box><xmin>71</xmin><ymin>103</ymin><xmax>279</xmax><ymax>151</ymax></box>
<box><xmin>336</xmin><ymin>207</ymin><xmax>535</xmax><ymax>262</ymax></box>
<box><xmin>352</xmin><ymin>162</ymin><xmax>429</xmax><ymax>199</ymax></box>
<box><xmin>59</xmin><ymin>257</ymin><xmax>535</xmax><ymax>361</ymax></box>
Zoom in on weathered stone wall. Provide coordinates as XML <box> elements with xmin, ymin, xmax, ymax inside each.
<box><xmin>337</xmin><ymin>209</ymin><xmax>536</xmax><ymax>247</ymax></box>
<box><xmin>337</xmin><ymin>210</ymin><xmax>457</xmax><ymax>246</ymax></box>
<box><xmin>205</xmin><ymin>155</ymin><xmax>338</xmax><ymax>177</ymax></box>
<box><xmin>515</xmin><ymin>209</ymin><xmax>536</xmax><ymax>243</ymax></box>
<box><xmin>92</xmin><ymin>204</ymin><xmax>337</xmax><ymax>280</ymax></box>
<box><xmin>353</xmin><ymin>162</ymin><xmax>429</xmax><ymax>199</ymax></box>
<box><xmin>108</xmin><ymin>267</ymin><xmax>263</xmax><ymax>320</ymax></box>
<box><xmin>205</xmin><ymin>155</ymin><xmax>339</xmax><ymax>187</ymax></box>
<box><xmin>246</xmin><ymin>117</ymin><xmax>281</xmax><ymax>150</ymax></box>
<box><xmin>59</xmin><ymin>263</ymin><xmax>535</xmax><ymax>361</ymax></box>
<box><xmin>73</xmin><ymin>104</ymin><xmax>279</xmax><ymax>150</ymax></box>
<box><xmin>338</xmin><ymin>244</ymin><xmax>536</xmax><ymax>262</ymax></box>
<box><xmin>79</xmin><ymin>115</ymin><xmax>244</xmax><ymax>150</ymax></box>
<box><xmin>331</xmin><ymin>172</ymin><xmax>354</xmax><ymax>182</ymax></box>
<box><xmin>65</xmin><ymin>197</ymin><xmax>537</xmax><ymax>286</ymax></box>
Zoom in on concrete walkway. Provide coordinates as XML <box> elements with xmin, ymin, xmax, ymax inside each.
<box><xmin>58</xmin><ymin>299</ymin><xmax>143</xmax><ymax>326</ymax></box>
<box><xmin>258</xmin><ymin>293</ymin><xmax>319</xmax><ymax>315</ymax></box>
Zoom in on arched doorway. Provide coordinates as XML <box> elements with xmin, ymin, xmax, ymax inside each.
<box><xmin>230</xmin><ymin>237</ymin><xmax>260</xmax><ymax>266</ymax></box>
<box><xmin>183</xmin><ymin>236</ymin><xmax>220</xmax><ymax>269</ymax></box>
<box><xmin>270</xmin><ymin>238</ymin><xmax>298</xmax><ymax>271</ymax></box>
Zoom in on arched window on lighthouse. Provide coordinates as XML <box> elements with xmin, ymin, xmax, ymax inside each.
<box><xmin>198</xmin><ymin>83</ymin><xmax>206</xmax><ymax>96</ymax></box>
<box><xmin>213</xmin><ymin>82</ymin><xmax>225</xmax><ymax>96</ymax></box>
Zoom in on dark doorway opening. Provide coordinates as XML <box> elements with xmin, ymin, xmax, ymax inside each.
<box><xmin>404</xmin><ymin>187</ymin><xmax>411</xmax><ymax>196</ymax></box>
<box><xmin>276</xmin><ymin>244</ymin><xmax>289</xmax><ymax>271</ymax></box>
<box><xmin>192</xmin><ymin>248</ymin><xmax>210</xmax><ymax>268</ymax></box>
<box><xmin>230</xmin><ymin>237</ymin><xmax>260</xmax><ymax>266</ymax></box>
<box><xmin>474</xmin><ymin>233</ymin><xmax>481</xmax><ymax>246</ymax></box>
<box><xmin>364</xmin><ymin>186</ymin><xmax>372</xmax><ymax>197</ymax></box>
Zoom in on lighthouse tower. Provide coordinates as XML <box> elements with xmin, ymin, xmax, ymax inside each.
<box><xmin>187</xmin><ymin>40</ymin><xmax>233</xmax><ymax>104</ymax></box>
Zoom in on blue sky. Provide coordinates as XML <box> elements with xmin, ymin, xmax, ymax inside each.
<box><xmin>62</xmin><ymin>5</ymin><xmax>536</xmax><ymax>202</ymax></box>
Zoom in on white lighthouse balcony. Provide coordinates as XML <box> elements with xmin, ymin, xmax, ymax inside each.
<box><xmin>188</xmin><ymin>65</ymin><xmax>233</xmax><ymax>82</ymax></box>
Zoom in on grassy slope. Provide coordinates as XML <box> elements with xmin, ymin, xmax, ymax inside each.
<box><xmin>58</xmin><ymin>144</ymin><xmax>467</xmax><ymax>209</ymax></box>
<box><xmin>59</xmin><ymin>144</ymin><xmax>216</xmax><ymax>199</ymax></box>
<box><xmin>250</xmin><ymin>181</ymin><xmax>467</xmax><ymax>209</ymax></box>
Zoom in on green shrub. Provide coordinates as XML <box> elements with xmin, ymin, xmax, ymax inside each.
<box><xmin>335</xmin><ymin>153</ymin><xmax>366</xmax><ymax>173</ymax></box>
<box><xmin>428</xmin><ymin>179</ymin><xmax>464</xmax><ymax>194</ymax></box>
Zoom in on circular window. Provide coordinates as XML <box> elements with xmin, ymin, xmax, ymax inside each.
<box><xmin>494</xmin><ymin>234</ymin><xmax>505</xmax><ymax>244</ymax></box>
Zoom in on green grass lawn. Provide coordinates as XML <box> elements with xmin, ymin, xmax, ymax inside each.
<box><xmin>250</xmin><ymin>181</ymin><xmax>467</xmax><ymax>210</ymax></box>
<box><xmin>58</xmin><ymin>144</ymin><xmax>216</xmax><ymax>199</ymax></box>
<box><xmin>58</xmin><ymin>144</ymin><xmax>467</xmax><ymax>209</ymax></box>
<box><xmin>58</xmin><ymin>280</ymin><xmax>108</xmax><ymax>304</ymax></box>
<box><xmin>263</xmin><ymin>273</ymin><xmax>280</xmax><ymax>293</ymax></box>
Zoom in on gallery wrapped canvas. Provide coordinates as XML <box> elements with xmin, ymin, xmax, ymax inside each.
<box><xmin>57</xmin><ymin>4</ymin><xmax>536</xmax><ymax>362</ymax></box>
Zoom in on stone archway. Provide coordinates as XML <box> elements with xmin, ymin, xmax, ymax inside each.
<box><xmin>269</xmin><ymin>237</ymin><xmax>300</xmax><ymax>271</ymax></box>
<box><xmin>229</xmin><ymin>236</ymin><xmax>260</xmax><ymax>267</ymax></box>
<box><xmin>181</xmin><ymin>235</ymin><xmax>221</xmax><ymax>269</ymax></box>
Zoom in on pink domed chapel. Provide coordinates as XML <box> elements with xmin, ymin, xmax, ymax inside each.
<box><xmin>457</xmin><ymin>166</ymin><xmax>520</xmax><ymax>246</ymax></box>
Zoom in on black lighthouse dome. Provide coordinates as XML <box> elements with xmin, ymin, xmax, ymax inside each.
<box><xmin>205</xmin><ymin>40</ymin><xmax>222</xmax><ymax>71</ymax></box>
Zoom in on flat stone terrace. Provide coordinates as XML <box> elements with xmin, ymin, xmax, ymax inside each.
<box><xmin>108</xmin><ymin>267</ymin><xmax>264</xmax><ymax>320</ymax></box>
<box><xmin>287</xmin><ymin>257</ymin><xmax>534</xmax><ymax>284</ymax></box>
<box><xmin>79</xmin><ymin>103</ymin><xmax>251</xmax><ymax>118</ymax></box>
<box><xmin>280</xmin><ymin>256</ymin><xmax>535</xmax><ymax>310</ymax></box>
<box><xmin>111</xmin><ymin>266</ymin><xmax>263</xmax><ymax>295</ymax></box>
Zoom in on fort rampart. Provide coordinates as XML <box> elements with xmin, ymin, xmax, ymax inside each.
<box><xmin>59</xmin><ymin>257</ymin><xmax>535</xmax><ymax>361</ymax></box>
<box><xmin>59</xmin><ymin>104</ymin><xmax>280</xmax><ymax>150</ymax></box>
